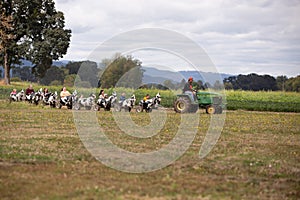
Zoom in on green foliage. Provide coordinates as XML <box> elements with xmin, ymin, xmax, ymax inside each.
<box><xmin>226</xmin><ymin>90</ymin><xmax>300</xmax><ymax>112</ymax></box>
<box><xmin>139</xmin><ymin>83</ymin><xmax>169</xmax><ymax>90</ymax></box>
<box><xmin>285</xmin><ymin>75</ymin><xmax>300</xmax><ymax>92</ymax></box>
<box><xmin>11</xmin><ymin>66</ymin><xmax>36</xmax><ymax>82</ymax></box>
<box><xmin>76</xmin><ymin>61</ymin><xmax>99</xmax><ymax>87</ymax></box>
<box><xmin>163</xmin><ymin>80</ymin><xmax>175</xmax><ymax>90</ymax></box>
<box><xmin>49</xmin><ymin>80</ymin><xmax>62</xmax><ymax>86</ymax></box>
<box><xmin>213</xmin><ymin>80</ymin><xmax>224</xmax><ymax>90</ymax></box>
<box><xmin>10</xmin><ymin>77</ymin><xmax>22</xmax><ymax>82</ymax></box>
<box><xmin>66</xmin><ymin>61</ymin><xmax>82</xmax><ymax>74</ymax></box>
<box><xmin>76</xmin><ymin>81</ymin><xmax>91</xmax><ymax>88</ymax></box>
<box><xmin>63</xmin><ymin>74</ymin><xmax>77</xmax><ymax>87</ymax></box>
<box><xmin>100</xmin><ymin>55</ymin><xmax>143</xmax><ymax>88</ymax></box>
<box><xmin>40</xmin><ymin>66</ymin><xmax>65</xmax><ymax>85</ymax></box>
<box><xmin>223</xmin><ymin>74</ymin><xmax>300</xmax><ymax>92</ymax></box>
<box><xmin>276</xmin><ymin>75</ymin><xmax>288</xmax><ymax>91</ymax></box>
<box><xmin>0</xmin><ymin>6</ymin><xmax>15</xmax><ymax>84</ymax></box>
<box><xmin>0</xmin><ymin>0</ymin><xmax>71</xmax><ymax>83</ymax></box>
<box><xmin>224</xmin><ymin>73</ymin><xmax>277</xmax><ymax>91</ymax></box>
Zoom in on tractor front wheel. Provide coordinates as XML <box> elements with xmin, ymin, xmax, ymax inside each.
<box><xmin>206</xmin><ymin>105</ymin><xmax>216</xmax><ymax>114</ymax></box>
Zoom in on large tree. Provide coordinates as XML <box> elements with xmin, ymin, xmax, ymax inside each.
<box><xmin>0</xmin><ymin>7</ymin><xmax>15</xmax><ymax>85</ymax></box>
<box><xmin>0</xmin><ymin>0</ymin><xmax>71</xmax><ymax>85</ymax></box>
<box><xmin>100</xmin><ymin>55</ymin><xmax>144</xmax><ymax>88</ymax></box>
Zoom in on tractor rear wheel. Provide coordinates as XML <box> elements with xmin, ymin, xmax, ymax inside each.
<box><xmin>174</xmin><ymin>98</ymin><xmax>191</xmax><ymax>113</ymax></box>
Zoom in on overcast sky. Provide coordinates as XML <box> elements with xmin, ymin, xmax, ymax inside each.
<box><xmin>54</xmin><ymin>0</ymin><xmax>300</xmax><ymax>77</ymax></box>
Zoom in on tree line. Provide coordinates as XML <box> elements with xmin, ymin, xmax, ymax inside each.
<box><xmin>223</xmin><ymin>73</ymin><xmax>300</xmax><ymax>92</ymax></box>
<box><xmin>162</xmin><ymin>73</ymin><xmax>300</xmax><ymax>92</ymax></box>
<box><xmin>5</xmin><ymin>61</ymin><xmax>300</xmax><ymax>92</ymax></box>
<box><xmin>8</xmin><ymin>55</ymin><xmax>144</xmax><ymax>89</ymax></box>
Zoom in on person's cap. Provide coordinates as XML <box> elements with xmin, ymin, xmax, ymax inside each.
<box><xmin>188</xmin><ymin>77</ymin><xmax>193</xmax><ymax>81</ymax></box>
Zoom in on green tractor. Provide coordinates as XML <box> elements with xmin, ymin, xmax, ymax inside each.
<box><xmin>174</xmin><ymin>91</ymin><xmax>225</xmax><ymax>114</ymax></box>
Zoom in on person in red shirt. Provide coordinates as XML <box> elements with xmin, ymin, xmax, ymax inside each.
<box><xmin>25</xmin><ymin>84</ymin><xmax>34</xmax><ymax>95</ymax></box>
<box><xmin>183</xmin><ymin>77</ymin><xmax>197</xmax><ymax>101</ymax></box>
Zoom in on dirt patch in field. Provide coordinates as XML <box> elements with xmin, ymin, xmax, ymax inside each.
<box><xmin>0</xmin><ymin>79</ymin><xmax>7</xmax><ymax>86</ymax></box>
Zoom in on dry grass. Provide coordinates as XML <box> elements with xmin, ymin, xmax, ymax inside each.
<box><xmin>0</xmin><ymin>101</ymin><xmax>299</xmax><ymax>199</ymax></box>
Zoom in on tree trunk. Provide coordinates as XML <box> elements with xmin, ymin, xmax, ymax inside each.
<box><xmin>4</xmin><ymin>47</ymin><xmax>10</xmax><ymax>85</ymax></box>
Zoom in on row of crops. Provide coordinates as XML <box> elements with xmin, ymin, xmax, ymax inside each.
<box><xmin>1</xmin><ymin>82</ymin><xmax>300</xmax><ymax>112</ymax></box>
<box><xmin>225</xmin><ymin>90</ymin><xmax>300</xmax><ymax>112</ymax></box>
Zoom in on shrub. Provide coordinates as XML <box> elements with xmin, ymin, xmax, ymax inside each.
<box><xmin>64</xmin><ymin>74</ymin><xmax>77</xmax><ymax>87</ymax></box>
<box><xmin>11</xmin><ymin>77</ymin><xmax>22</xmax><ymax>82</ymax></box>
<box><xmin>76</xmin><ymin>81</ymin><xmax>91</xmax><ymax>88</ymax></box>
<box><xmin>50</xmin><ymin>80</ymin><xmax>62</xmax><ymax>86</ymax></box>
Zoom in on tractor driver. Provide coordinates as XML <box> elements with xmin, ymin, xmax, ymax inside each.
<box><xmin>183</xmin><ymin>77</ymin><xmax>197</xmax><ymax>101</ymax></box>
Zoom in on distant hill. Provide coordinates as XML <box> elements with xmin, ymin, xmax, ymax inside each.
<box><xmin>142</xmin><ymin>67</ymin><xmax>183</xmax><ymax>84</ymax></box>
<box><xmin>179</xmin><ymin>70</ymin><xmax>232</xmax><ymax>84</ymax></box>
<box><xmin>142</xmin><ymin>66</ymin><xmax>233</xmax><ymax>85</ymax></box>
<box><xmin>14</xmin><ymin>59</ymin><xmax>69</xmax><ymax>67</ymax></box>
<box><xmin>0</xmin><ymin>59</ymin><xmax>69</xmax><ymax>77</ymax></box>
<box><xmin>1</xmin><ymin>59</ymin><xmax>232</xmax><ymax>85</ymax></box>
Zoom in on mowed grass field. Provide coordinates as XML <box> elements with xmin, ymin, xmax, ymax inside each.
<box><xmin>0</xmin><ymin>101</ymin><xmax>299</xmax><ymax>199</ymax></box>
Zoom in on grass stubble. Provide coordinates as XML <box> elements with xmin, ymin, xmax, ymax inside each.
<box><xmin>0</xmin><ymin>101</ymin><xmax>299</xmax><ymax>199</ymax></box>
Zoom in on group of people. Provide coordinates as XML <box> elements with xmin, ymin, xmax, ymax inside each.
<box><xmin>10</xmin><ymin>84</ymin><xmax>71</xmax><ymax>103</ymax></box>
<box><xmin>10</xmin><ymin>84</ymin><xmax>35</xmax><ymax>96</ymax></box>
<box><xmin>10</xmin><ymin>84</ymin><xmax>38</xmax><ymax>100</ymax></box>
<box><xmin>9</xmin><ymin>76</ymin><xmax>196</xmax><ymax>105</ymax></box>
<box><xmin>98</xmin><ymin>89</ymin><xmax>130</xmax><ymax>107</ymax></box>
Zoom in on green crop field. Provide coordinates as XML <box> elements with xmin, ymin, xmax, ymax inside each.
<box><xmin>0</xmin><ymin>100</ymin><xmax>299</xmax><ymax>199</ymax></box>
<box><xmin>225</xmin><ymin>90</ymin><xmax>300</xmax><ymax>112</ymax></box>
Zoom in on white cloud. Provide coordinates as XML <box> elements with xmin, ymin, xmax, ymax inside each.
<box><xmin>54</xmin><ymin>0</ymin><xmax>300</xmax><ymax>77</ymax></box>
